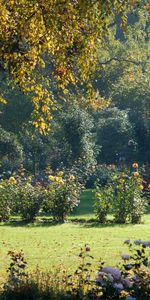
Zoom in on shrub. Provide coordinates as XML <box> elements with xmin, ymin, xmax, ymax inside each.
<box><xmin>0</xmin><ymin>126</ymin><xmax>23</xmax><ymax>173</ymax></box>
<box><xmin>95</xmin><ymin>164</ymin><xmax>147</xmax><ymax>224</ymax></box>
<box><xmin>96</xmin><ymin>240</ymin><xmax>150</xmax><ymax>300</ymax></box>
<box><xmin>0</xmin><ymin>177</ymin><xmax>18</xmax><ymax>221</ymax></box>
<box><xmin>16</xmin><ymin>180</ymin><xmax>44</xmax><ymax>222</ymax></box>
<box><xmin>0</xmin><ymin>175</ymin><xmax>44</xmax><ymax>222</ymax></box>
<box><xmin>95</xmin><ymin>184</ymin><xmax>113</xmax><ymax>223</ymax></box>
<box><xmin>112</xmin><ymin>166</ymin><xmax>146</xmax><ymax>224</ymax></box>
<box><xmin>43</xmin><ymin>171</ymin><xmax>82</xmax><ymax>222</ymax></box>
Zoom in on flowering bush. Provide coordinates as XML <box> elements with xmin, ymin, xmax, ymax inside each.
<box><xmin>96</xmin><ymin>240</ymin><xmax>150</xmax><ymax>300</ymax></box>
<box><xmin>15</xmin><ymin>179</ymin><xmax>44</xmax><ymax>222</ymax></box>
<box><xmin>112</xmin><ymin>164</ymin><xmax>146</xmax><ymax>223</ymax></box>
<box><xmin>0</xmin><ymin>177</ymin><xmax>18</xmax><ymax>221</ymax></box>
<box><xmin>43</xmin><ymin>171</ymin><xmax>82</xmax><ymax>222</ymax></box>
<box><xmin>95</xmin><ymin>185</ymin><xmax>113</xmax><ymax>223</ymax></box>
<box><xmin>0</xmin><ymin>175</ymin><xmax>44</xmax><ymax>222</ymax></box>
<box><xmin>2</xmin><ymin>241</ymin><xmax>150</xmax><ymax>300</ymax></box>
<box><xmin>95</xmin><ymin>164</ymin><xmax>147</xmax><ymax>224</ymax></box>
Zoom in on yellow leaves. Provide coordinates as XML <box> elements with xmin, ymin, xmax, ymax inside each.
<box><xmin>8</xmin><ymin>176</ymin><xmax>17</xmax><ymax>185</ymax></box>
<box><xmin>38</xmin><ymin>58</ymin><xmax>45</xmax><ymax>69</ymax></box>
<box><xmin>48</xmin><ymin>174</ymin><xmax>65</xmax><ymax>186</ymax></box>
<box><xmin>0</xmin><ymin>96</ymin><xmax>7</xmax><ymax>105</ymax></box>
<box><xmin>33</xmin><ymin>118</ymin><xmax>49</xmax><ymax>134</ymax></box>
<box><xmin>0</xmin><ymin>0</ymin><xmax>135</xmax><ymax>133</ymax></box>
<box><xmin>85</xmin><ymin>87</ymin><xmax>111</xmax><ymax>111</ymax></box>
<box><xmin>41</xmin><ymin>105</ymin><xmax>49</xmax><ymax>113</ymax></box>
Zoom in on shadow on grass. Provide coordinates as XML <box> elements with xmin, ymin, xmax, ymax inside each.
<box><xmin>0</xmin><ymin>217</ymin><xmax>134</xmax><ymax>229</ymax></box>
<box><xmin>1</xmin><ymin>207</ymin><xmax>149</xmax><ymax>228</ymax></box>
<box><xmin>70</xmin><ymin>218</ymin><xmax>136</xmax><ymax>228</ymax></box>
<box><xmin>145</xmin><ymin>205</ymin><xmax>150</xmax><ymax>214</ymax></box>
<box><xmin>0</xmin><ymin>218</ymin><xmax>62</xmax><ymax>228</ymax></box>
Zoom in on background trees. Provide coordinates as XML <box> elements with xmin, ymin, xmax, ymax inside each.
<box><xmin>94</xmin><ymin>6</ymin><xmax>150</xmax><ymax>168</ymax></box>
<box><xmin>0</xmin><ymin>5</ymin><xmax>149</xmax><ymax>176</ymax></box>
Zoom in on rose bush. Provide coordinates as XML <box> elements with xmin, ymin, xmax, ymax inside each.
<box><xmin>95</xmin><ymin>164</ymin><xmax>147</xmax><ymax>224</ymax></box>
<box><xmin>43</xmin><ymin>171</ymin><xmax>83</xmax><ymax>222</ymax></box>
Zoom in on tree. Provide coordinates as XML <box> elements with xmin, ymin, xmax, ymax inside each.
<box><xmin>0</xmin><ymin>126</ymin><xmax>23</xmax><ymax>173</ymax></box>
<box><xmin>95</xmin><ymin>108</ymin><xmax>134</xmax><ymax>164</ymax></box>
<box><xmin>59</xmin><ymin>105</ymin><xmax>96</xmax><ymax>169</ymax></box>
<box><xmin>0</xmin><ymin>0</ymin><xmax>141</xmax><ymax>132</ymax></box>
<box><xmin>94</xmin><ymin>6</ymin><xmax>150</xmax><ymax>164</ymax></box>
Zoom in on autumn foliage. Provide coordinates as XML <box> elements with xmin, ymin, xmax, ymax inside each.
<box><xmin>0</xmin><ymin>0</ymin><xmax>139</xmax><ymax>132</ymax></box>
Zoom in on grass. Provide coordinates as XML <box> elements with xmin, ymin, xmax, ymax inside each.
<box><xmin>0</xmin><ymin>189</ymin><xmax>150</xmax><ymax>285</ymax></box>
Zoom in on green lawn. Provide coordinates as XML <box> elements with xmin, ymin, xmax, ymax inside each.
<box><xmin>0</xmin><ymin>189</ymin><xmax>150</xmax><ymax>285</ymax></box>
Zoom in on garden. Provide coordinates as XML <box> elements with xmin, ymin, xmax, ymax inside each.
<box><xmin>0</xmin><ymin>1</ymin><xmax>150</xmax><ymax>299</ymax></box>
<box><xmin>0</xmin><ymin>164</ymin><xmax>150</xmax><ymax>299</ymax></box>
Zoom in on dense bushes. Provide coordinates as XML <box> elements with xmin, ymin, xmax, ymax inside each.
<box><xmin>0</xmin><ymin>170</ymin><xmax>82</xmax><ymax>222</ymax></box>
<box><xmin>0</xmin><ymin>163</ymin><xmax>148</xmax><ymax>224</ymax></box>
<box><xmin>1</xmin><ymin>241</ymin><xmax>150</xmax><ymax>300</ymax></box>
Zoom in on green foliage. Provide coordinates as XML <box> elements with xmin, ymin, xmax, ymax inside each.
<box><xmin>43</xmin><ymin>171</ymin><xmax>82</xmax><ymax>222</ymax></box>
<box><xmin>95</xmin><ymin>185</ymin><xmax>113</xmax><ymax>223</ymax></box>
<box><xmin>112</xmin><ymin>168</ymin><xmax>146</xmax><ymax>224</ymax></box>
<box><xmin>95</xmin><ymin>6</ymin><xmax>150</xmax><ymax>165</ymax></box>
<box><xmin>0</xmin><ymin>90</ymin><xmax>32</xmax><ymax>133</ymax></box>
<box><xmin>0</xmin><ymin>175</ymin><xmax>44</xmax><ymax>222</ymax></box>
<box><xmin>20</xmin><ymin>129</ymin><xmax>48</xmax><ymax>174</ymax></box>
<box><xmin>95</xmin><ymin>108</ymin><xmax>135</xmax><ymax>164</ymax></box>
<box><xmin>16</xmin><ymin>181</ymin><xmax>44</xmax><ymax>222</ymax></box>
<box><xmin>0</xmin><ymin>178</ymin><xmax>18</xmax><ymax>221</ymax></box>
<box><xmin>52</xmin><ymin>105</ymin><xmax>96</xmax><ymax>178</ymax></box>
<box><xmin>0</xmin><ymin>168</ymin><xmax>82</xmax><ymax>223</ymax></box>
<box><xmin>86</xmin><ymin>164</ymin><xmax>117</xmax><ymax>188</ymax></box>
<box><xmin>95</xmin><ymin>165</ymin><xmax>147</xmax><ymax>224</ymax></box>
<box><xmin>0</xmin><ymin>127</ymin><xmax>23</xmax><ymax>173</ymax></box>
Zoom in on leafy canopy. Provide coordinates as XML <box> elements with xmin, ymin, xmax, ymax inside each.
<box><xmin>0</xmin><ymin>0</ymin><xmax>139</xmax><ymax>132</ymax></box>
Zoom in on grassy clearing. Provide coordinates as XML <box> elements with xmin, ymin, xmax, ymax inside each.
<box><xmin>0</xmin><ymin>189</ymin><xmax>150</xmax><ymax>285</ymax></box>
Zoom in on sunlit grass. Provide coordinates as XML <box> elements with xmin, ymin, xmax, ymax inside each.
<box><xmin>0</xmin><ymin>189</ymin><xmax>150</xmax><ymax>285</ymax></box>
